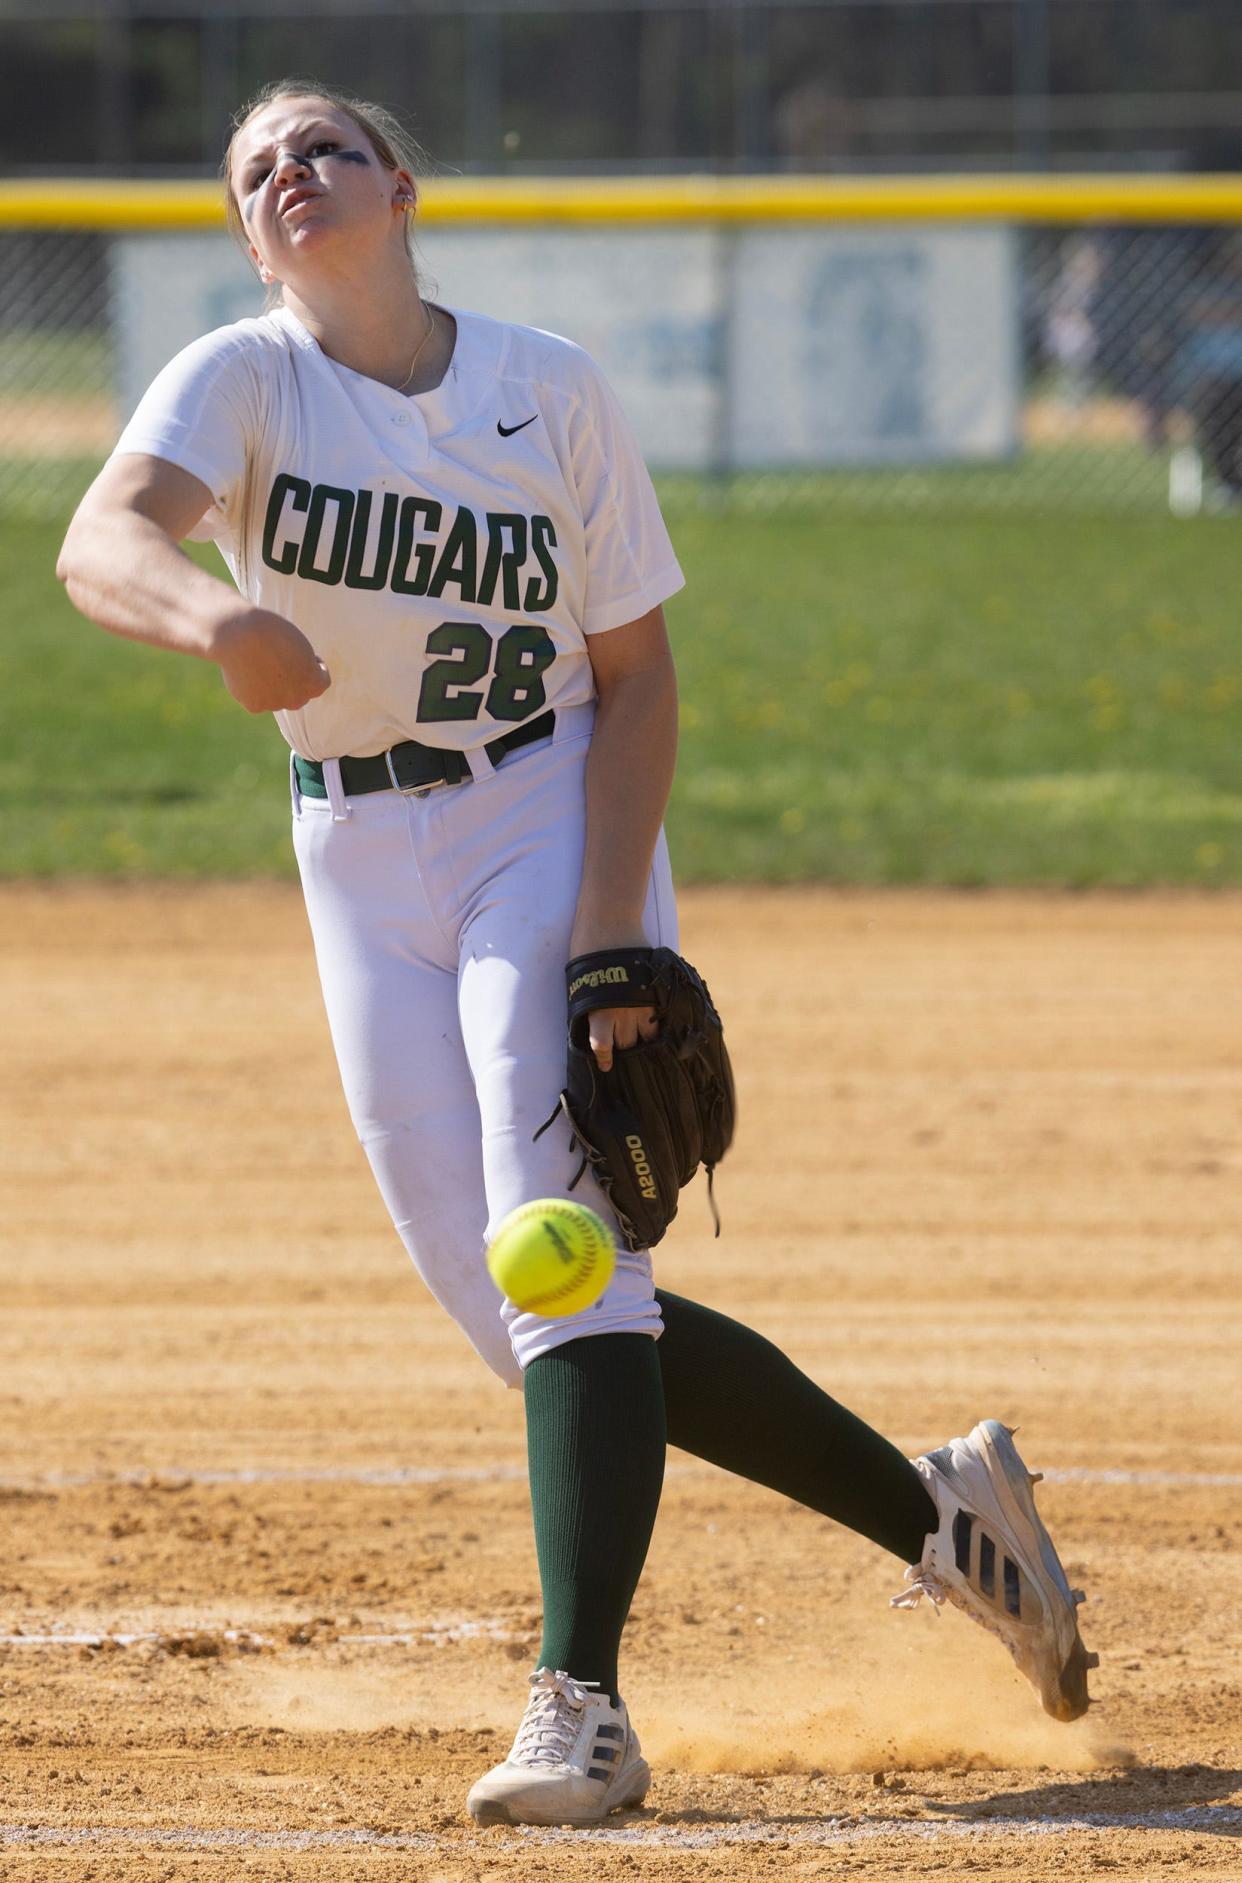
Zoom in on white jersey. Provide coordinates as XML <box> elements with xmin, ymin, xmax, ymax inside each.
<box><xmin>113</xmin><ymin>304</ymin><xmax>685</xmax><ymax>760</ymax></box>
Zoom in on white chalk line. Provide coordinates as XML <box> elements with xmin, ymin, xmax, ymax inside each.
<box><xmin>3</xmin><ymin>1463</ymin><xmax>1239</xmax><ymax>1491</ymax></box>
<box><xmin>0</xmin><ymin>1618</ymin><xmax>512</xmax><ymax>1650</ymax></box>
<box><xmin>1048</xmin><ymin>1466</ymin><xmax>1242</xmax><ymax>1487</ymax></box>
<box><xmin>0</xmin><ymin>1465</ymin><xmax>528</xmax><ymax>1490</ymax></box>
<box><xmin>1</xmin><ymin>1806</ymin><xmax>1239</xmax><ymax>1853</ymax></box>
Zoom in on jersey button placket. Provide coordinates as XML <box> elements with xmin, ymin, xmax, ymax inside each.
<box><xmin>389</xmin><ymin>403</ymin><xmax>430</xmax><ymax>462</ymax></box>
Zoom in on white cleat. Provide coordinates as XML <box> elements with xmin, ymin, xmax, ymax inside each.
<box><xmin>467</xmin><ymin>1667</ymin><xmax>651</xmax><ymax>1827</ymax></box>
<box><xmin>892</xmin><ymin>1419</ymin><xmax>1099</xmax><ymax>1722</ymax></box>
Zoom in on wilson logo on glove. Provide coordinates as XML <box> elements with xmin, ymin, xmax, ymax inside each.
<box><xmin>568</xmin><ymin>965</ymin><xmax>631</xmax><ymax>998</ymax></box>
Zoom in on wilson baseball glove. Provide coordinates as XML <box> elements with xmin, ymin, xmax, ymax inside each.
<box><xmin>540</xmin><ymin>947</ymin><xmax>736</xmax><ymax>1252</ymax></box>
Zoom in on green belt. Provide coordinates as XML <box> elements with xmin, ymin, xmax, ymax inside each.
<box><xmin>293</xmin><ymin>710</ymin><xmax>556</xmax><ymax>800</ymax></box>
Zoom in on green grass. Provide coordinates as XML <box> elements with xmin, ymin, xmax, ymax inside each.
<box><xmin>3</xmin><ymin>504</ymin><xmax>1240</xmax><ymax>884</ymax></box>
<box><xmin>666</xmin><ymin>506</ymin><xmax>1242</xmax><ymax>884</ymax></box>
<box><xmin>658</xmin><ymin>442</ymin><xmax>1174</xmax><ymax>517</ymax></box>
<box><xmin>2</xmin><ymin>526</ymin><xmax>294</xmax><ymax>875</ymax></box>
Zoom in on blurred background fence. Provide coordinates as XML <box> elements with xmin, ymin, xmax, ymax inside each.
<box><xmin>5</xmin><ymin>0</ymin><xmax>1242</xmax><ymax>520</ymax></box>
<box><xmin>4</xmin><ymin>0</ymin><xmax>1242</xmax><ymax>179</ymax></box>
<box><xmin>3</xmin><ymin>175</ymin><xmax>1242</xmax><ymax>519</ymax></box>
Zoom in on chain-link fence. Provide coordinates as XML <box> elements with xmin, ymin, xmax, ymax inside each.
<box><xmin>6</xmin><ymin>0</ymin><xmax>1242</xmax><ymax>179</ymax></box>
<box><xmin>4</xmin><ymin>197</ymin><xmax>1242</xmax><ymax>519</ymax></box>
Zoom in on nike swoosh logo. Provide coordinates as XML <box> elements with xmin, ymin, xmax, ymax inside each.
<box><xmin>497</xmin><ymin>416</ymin><xmax>538</xmax><ymax>437</ymax></box>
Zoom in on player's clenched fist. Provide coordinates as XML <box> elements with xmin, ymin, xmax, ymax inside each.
<box><xmin>210</xmin><ymin>607</ymin><xmax>331</xmax><ymax>713</ymax></box>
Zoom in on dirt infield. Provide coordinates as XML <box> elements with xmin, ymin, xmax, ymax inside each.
<box><xmin>3</xmin><ymin>884</ymin><xmax>1240</xmax><ymax>1881</ymax></box>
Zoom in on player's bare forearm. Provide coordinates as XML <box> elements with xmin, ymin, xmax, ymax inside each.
<box><xmin>571</xmin><ymin>609</ymin><xmax>678</xmax><ymax>957</ymax></box>
<box><xmin>57</xmin><ymin>504</ymin><xmax>245</xmax><ymax>660</ymax></box>
<box><xmin>57</xmin><ymin>456</ymin><xmax>330</xmax><ymax>714</ymax></box>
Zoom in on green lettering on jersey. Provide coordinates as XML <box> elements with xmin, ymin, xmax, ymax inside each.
<box><xmin>391</xmin><ymin>497</ymin><xmax>443</xmax><ymax>595</ymax></box>
<box><xmin>523</xmin><ymin>516</ymin><xmax>559</xmax><ymax>612</ymax></box>
<box><xmin>416</xmin><ymin>621</ymin><xmax>491</xmax><ymax>721</ymax></box>
<box><xmin>486</xmin><ymin>623</ymin><xmax>556</xmax><ymax>721</ymax></box>
<box><xmin>416</xmin><ymin>620</ymin><xmax>556</xmax><ymax>725</ymax></box>
<box><xmin>477</xmin><ymin>514</ymin><xmax>528</xmax><ymax>612</ymax></box>
<box><xmin>344</xmin><ymin>489</ymin><xmax>399</xmax><ymax>591</ymax></box>
<box><xmin>261</xmin><ymin>473</ymin><xmax>310</xmax><ymax>574</ymax></box>
<box><xmin>298</xmin><ymin>484</ymin><xmax>355</xmax><ymax>585</ymax></box>
<box><xmin>426</xmin><ymin>506</ymin><xmax>479</xmax><ymax>603</ymax></box>
<box><xmin>259</xmin><ymin>483</ymin><xmax>562</xmax><ymax>609</ymax></box>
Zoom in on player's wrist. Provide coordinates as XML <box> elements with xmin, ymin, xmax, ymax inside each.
<box><xmin>568</xmin><ymin>917</ymin><xmax>648</xmax><ymax>958</ymax></box>
<box><xmin>198</xmin><ymin>601</ymin><xmax>258</xmax><ymax>664</ymax></box>
<box><xmin>202</xmin><ymin>603</ymin><xmax>297</xmax><ymax>669</ymax></box>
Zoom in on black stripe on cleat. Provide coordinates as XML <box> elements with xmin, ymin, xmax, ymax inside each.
<box><xmin>953</xmin><ymin>1510</ymin><xmax>974</xmax><ymax>1577</ymax></box>
<box><xmin>979</xmin><ymin>1531</ymin><xmax>996</xmax><ymax>1598</ymax></box>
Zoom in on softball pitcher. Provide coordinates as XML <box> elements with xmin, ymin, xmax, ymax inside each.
<box><xmin>57</xmin><ymin>80</ymin><xmax>1096</xmax><ymax>1829</ymax></box>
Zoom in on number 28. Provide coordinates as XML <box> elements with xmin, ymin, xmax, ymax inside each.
<box><xmin>417</xmin><ymin>621</ymin><xmax>556</xmax><ymax>724</ymax></box>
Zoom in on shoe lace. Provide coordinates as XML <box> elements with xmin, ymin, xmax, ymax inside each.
<box><xmin>890</xmin><ymin>1564</ymin><xmax>947</xmax><ymax>1613</ymax></box>
<box><xmin>510</xmin><ymin>1668</ymin><xmax>594</xmax><ymax>1769</ymax></box>
<box><xmin>890</xmin><ymin>1564</ymin><xmax>1027</xmax><ymax>1673</ymax></box>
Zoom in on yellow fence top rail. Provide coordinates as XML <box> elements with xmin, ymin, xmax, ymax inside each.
<box><xmin>4</xmin><ymin>173</ymin><xmax>1242</xmax><ymax>229</ymax></box>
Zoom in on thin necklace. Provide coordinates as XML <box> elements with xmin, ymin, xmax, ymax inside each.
<box><xmin>396</xmin><ymin>302</ymin><xmax>435</xmax><ymax>393</ymax></box>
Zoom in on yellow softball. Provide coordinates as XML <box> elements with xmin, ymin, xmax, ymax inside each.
<box><xmin>486</xmin><ymin>1199</ymin><xmax>616</xmax><ymax>1317</ymax></box>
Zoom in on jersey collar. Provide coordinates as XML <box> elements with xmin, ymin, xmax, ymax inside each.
<box><xmin>270</xmin><ymin>302</ymin><xmax>501</xmax><ymax>441</ymax></box>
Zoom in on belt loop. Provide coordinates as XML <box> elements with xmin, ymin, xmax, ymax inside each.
<box><xmin>553</xmin><ymin>701</ymin><xmax>595</xmax><ymax>745</ymax></box>
<box><xmin>463</xmin><ymin>743</ymin><xmax>496</xmax><ymax>783</ymax></box>
<box><xmin>289</xmin><ymin>750</ymin><xmax>303</xmax><ymax>820</ymax></box>
<box><xmin>322</xmin><ymin>757</ymin><xmax>351</xmax><ymax>823</ymax></box>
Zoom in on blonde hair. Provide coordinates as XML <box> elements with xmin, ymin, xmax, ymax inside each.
<box><xmin>222</xmin><ymin>79</ymin><xmax>431</xmax><ymax>295</ymax></box>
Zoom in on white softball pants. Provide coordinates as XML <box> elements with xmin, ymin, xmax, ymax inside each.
<box><xmin>290</xmin><ymin>713</ymin><xmax>676</xmax><ymax>1387</ymax></box>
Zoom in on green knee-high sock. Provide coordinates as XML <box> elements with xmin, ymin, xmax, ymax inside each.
<box><xmin>524</xmin><ymin>1333</ymin><xmax>666</xmax><ymax>1704</ymax></box>
<box><xmin>654</xmin><ymin>1290</ymin><xmax>936</xmax><ymax>1563</ymax></box>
